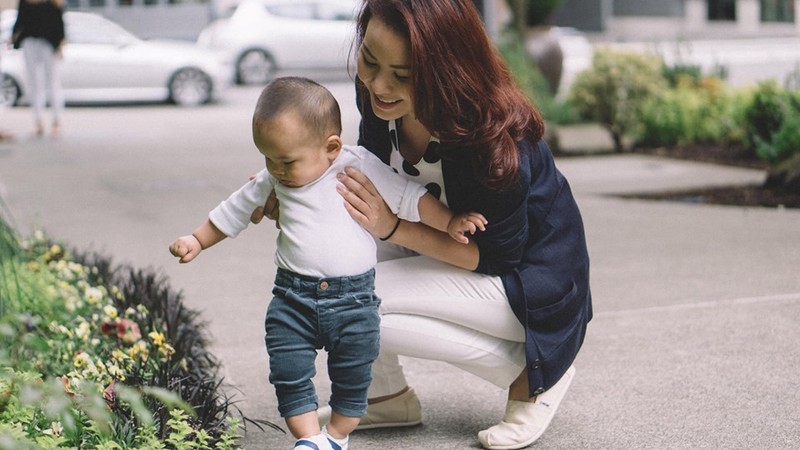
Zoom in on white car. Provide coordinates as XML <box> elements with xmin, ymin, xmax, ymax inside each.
<box><xmin>198</xmin><ymin>0</ymin><xmax>360</xmax><ymax>85</ymax></box>
<box><xmin>0</xmin><ymin>10</ymin><xmax>234</xmax><ymax>107</ymax></box>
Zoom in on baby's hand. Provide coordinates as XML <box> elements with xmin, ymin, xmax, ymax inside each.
<box><xmin>169</xmin><ymin>235</ymin><xmax>202</xmax><ymax>264</ymax></box>
<box><xmin>447</xmin><ymin>212</ymin><xmax>487</xmax><ymax>244</ymax></box>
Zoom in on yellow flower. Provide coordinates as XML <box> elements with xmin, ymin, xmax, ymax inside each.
<box><xmin>44</xmin><ymin>244</ymin><xmax>63</xmax><ymax>263</ymax></box>
<box><xmin>149</xmin><ymin>331</ymin><xmax>166</xmax><ymax>347</ymax></box>
<box><xmin>73</xmin><ymin>352</ymin><xmax>91</xmax><ymax>368</ymax></box>
<box><xmin>129</xmin><ymin>341</ymin><xmax>149</xmax><ymax>362</ymax></box>
<box><xmin>159</xmin><ymin>343</ymin><xmax>176</xmax><ymax>360</ymax></box>
<box><xmin>103</xmin><ymin>305</ymin><xmax>118</xmax><ymax>320</ymax></box>
<box><xmin>108</xmin><ymin>363</ymin><xmax>125</xmax><ymax>380</ymax></box>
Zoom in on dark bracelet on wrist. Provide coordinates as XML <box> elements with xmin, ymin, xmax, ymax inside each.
<box><xmin>380</xmin><ymin>217</ymin><xmax>402</xmax><ymax>241</ymax></box>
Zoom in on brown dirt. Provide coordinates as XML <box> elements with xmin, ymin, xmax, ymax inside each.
<box><xmin>627</xmin><ymin>144</ymin><xmax>800</xmax><ymax>209</ymax></box>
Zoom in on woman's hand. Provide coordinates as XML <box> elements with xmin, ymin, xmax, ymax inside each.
<box><xmin>247</xmin><ymin>174</ymin><xmax>279</xmax><ymax>227</ymax></box>
<box><xmin>336</xmin><ymin>166</ymin><xmax>396</xmax><ymax>238</ymax></box>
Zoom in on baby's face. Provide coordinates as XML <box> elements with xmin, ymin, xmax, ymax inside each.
<box><xmin>254</xmin><ymin>112</ymin><xmax>335</xmax><ymax>188</ymax></box>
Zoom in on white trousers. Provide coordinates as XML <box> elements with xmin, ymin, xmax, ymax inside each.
<box><xmin>21</xmin><ymin>38</ymin><xmax>64</xmax><ymax>126</ymax></box>
<box><xmin>367</xmin><ymin>242</ymin><xmax>527</xmax><ymax>398</ymax></box>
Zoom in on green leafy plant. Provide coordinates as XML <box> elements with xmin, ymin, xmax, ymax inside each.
<box><xmin>567</xmin><ymin>48</ymin><xmax>668</xmax><ymax>151</ymax></box>
<box><xmin>0</xmin><ymin>214</ymin><xmax>250</xmax><ymax>448</ymax></box>
<box><xmin>637</xmin><ymin>75</ymin><xmax>750</xmax><ymax>147</ymax></box>
<box><xmin>744</xmin><ymin>80</ymin><xmax>800</xmax><ymax>162</ymax></box>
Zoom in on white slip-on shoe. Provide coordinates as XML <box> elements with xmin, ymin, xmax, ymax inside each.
<box><xmin>317</xmin><ymin>387</ymin><xmax>423</xmax><ymax>431</ymax></box>
<box><xmin>478</xmin><ymin>365</ymin><xmax>576</xmax><ymax>450</ymax></box>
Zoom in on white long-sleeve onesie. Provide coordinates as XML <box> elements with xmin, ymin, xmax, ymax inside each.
<box><xmin>209</xmin><ymin>145</ymin><xmax>428</xmax><ymax>278</ymax></box>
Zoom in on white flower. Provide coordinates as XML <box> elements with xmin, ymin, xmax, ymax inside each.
<box><xmin>42</xmin><ymin>421</ymin><xmax>63</xmax><ymax>437</ymax></box>
<box><xmin>85</xmin><ymin>287</ymin><xmax>105</xmax><ymax>304</ymax></box>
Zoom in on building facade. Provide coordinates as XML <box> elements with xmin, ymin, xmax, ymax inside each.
<box><xmin>1</xmin><ymin>0</ymin><xmax>798</xmax><ymax>42</ymax></box>
<box><xmin>554</xmin><ymin>0</ymin><xmax>799</xmax><ymax>41</ymax></box>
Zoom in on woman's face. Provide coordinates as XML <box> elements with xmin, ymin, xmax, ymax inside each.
<box><xmin>357</xmin><ymin>17</ymin><xmax>414</xmax><ymax>122</ymax></box>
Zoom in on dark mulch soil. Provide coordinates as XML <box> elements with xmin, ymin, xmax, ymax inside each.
<box><xmin>627</xmin><ymin>144</ymin><xmax>800</xmax><ymax>209</ymax></box>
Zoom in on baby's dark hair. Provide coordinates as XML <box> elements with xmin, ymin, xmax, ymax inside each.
<box><xmin>253</xmin><ymin>77</ymin><xmax>342</xmax><ymax>141</ymax></box>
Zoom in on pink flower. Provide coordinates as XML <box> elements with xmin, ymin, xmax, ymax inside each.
<box><xmin>116</xmin><ymin>319</ymin><xmax>141</xmax><ymax>344</ymax></box>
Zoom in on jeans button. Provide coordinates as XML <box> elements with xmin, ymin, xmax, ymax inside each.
<box><xmin>319</xmin><ymin>281</ymin><xmax>329</xmax><ymax>290</ymax></box>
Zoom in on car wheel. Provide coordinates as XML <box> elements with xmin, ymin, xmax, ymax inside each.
<box><xmin>236</xmin><ymin>49</ymin><xmax>276</xmax><ymax>85</ymax></box>
<box><xmin>1</xmin><ymin>74</ymin><xmax>21</xmax><ymax>107</ymax></box>
<box><xmin>169</xmin><ymin>68</ymin><xmax>212</xmax><ymax>107</ymax></box>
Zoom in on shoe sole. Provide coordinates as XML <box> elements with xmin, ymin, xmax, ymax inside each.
<box><xmin>355</xmin><ymin>418</ymin><xmax>423</xmax><ymax>431</ymax></box>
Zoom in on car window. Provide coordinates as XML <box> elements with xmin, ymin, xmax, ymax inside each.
<box><xmin>265</xmin><ymin>4</ymin><xmax>316</xmax><ymax>20</ymax></box>
<box><xmin>265</xmin><ymin>1</ymin><xmax>357</xmax><ymax>21</ymax></box>
<box><xmin>66</xmin><ymin>13</ymin><xmax>139</xmax><ymax>45</ymax></box>
<box><xmin>316</xmin><ymin>3</ymin><xmax>358</xmax><ymax>20</ymax></box>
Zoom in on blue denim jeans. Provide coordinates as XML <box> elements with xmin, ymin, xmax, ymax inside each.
<box><xmin>265</xmin><ymin>268</ymin><xmax>381</xmax><ymax>418</ymax></box>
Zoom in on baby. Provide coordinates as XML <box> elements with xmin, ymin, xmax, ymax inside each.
<box><xmin>169</xmin><ymin>77</ymin><xmax>485</xmax><ymax>450</ymax></box>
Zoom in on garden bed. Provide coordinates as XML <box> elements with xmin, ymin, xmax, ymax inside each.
<box><xmin>0</xmin><ymin>221</ymin><xmax>252</xmax><ymax>448</ymax></box>
<box><xmin>631</xmin><ymin>144</ymin><xmax>799</xmax><ymax>209</ymax></box>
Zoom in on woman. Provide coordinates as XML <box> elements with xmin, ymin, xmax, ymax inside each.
<box><xmin>262</xmin><ymin>1</ymin><xmax>592</xmax><ymax>448</ymax></box>
<box><xmin>11</xmin><ymin>0</ymin><xmax>65</xmax><ymax>136</ymax></box>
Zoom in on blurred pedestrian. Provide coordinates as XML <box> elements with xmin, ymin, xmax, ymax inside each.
<box><xmin>11</xmin><ymin>0</ymin><xmax>65</xmax><ymax>137</ymax></box>
<box><xmin>1</xmin><ymin>2</ymin><xmax>14</xmax><ymax>141</ymax></box>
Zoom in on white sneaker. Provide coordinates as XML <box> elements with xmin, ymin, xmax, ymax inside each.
<box><xmin>322</xmin><ymin>426</ymin><xmax>349</xmax><ymax>450</ymax></box>
<box><xmin>478</xmin><ymin>365</ymin><xmax>576</xmax><ymax>450</ymax></box>
<box><xmin>293</xmin><ymin>433</ymin><xmax>334</xmax><ymax>450</ymax></box>
<box><xmin>317</xmin><ymin>387</ymin><xmax>423</xmax><ymax>430</ymax></box>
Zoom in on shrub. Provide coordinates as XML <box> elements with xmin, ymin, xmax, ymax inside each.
<box><xmin>744</xmin><ymin>80</ymin><xmax>800</xmax><ymax>162</ymax></box>
<box><xmin>567</xmin><ymin>48</ymin><xmax>668</xmax><ymax>151</ymax></box>
<box><xmin>637</xmin><ymin>76</ymin><xmax>750</xmax><ymax>147</ymax></box>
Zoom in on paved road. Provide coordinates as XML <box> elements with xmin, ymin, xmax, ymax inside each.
<box><xmin>1</xmin><ymin>79</ymin><xmax>799</xmax><ymax>449</ymax></box>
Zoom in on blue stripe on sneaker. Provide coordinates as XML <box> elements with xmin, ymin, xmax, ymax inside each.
<box><xmin>327</xmin><ymin>438</ymin><xmax>342</xmax><ymax>450</ymax></box>
<box><xmin>294</xmin><ymin>439</ymin><xmax>320</xmax><ymax>450</ymax></box>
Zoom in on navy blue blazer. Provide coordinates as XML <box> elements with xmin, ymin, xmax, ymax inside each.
<box><xmin>358</xmin><ymin>91</ymin><xmax>592</xmax><ymax>396</ymax></box>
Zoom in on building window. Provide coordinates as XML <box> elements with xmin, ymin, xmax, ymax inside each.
<box><xmin>708</xmin><ymin>0</ymin><xmax>736</xmax><ymax>21</ymax></box>
<box><xmin>761</xmin><ymin>0</ymin><xmax>795</xmax><ymax>22</ymax></box>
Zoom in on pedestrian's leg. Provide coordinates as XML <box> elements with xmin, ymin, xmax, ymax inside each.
<box><xmin>45</xmin><ymin>49</ymin><xmax>64</xmax><ymax>135</ymax></box>
<box><xmin>22</xmin><ymin>40</ymin><xmax>46</xmax><ymax>134</ymax></box>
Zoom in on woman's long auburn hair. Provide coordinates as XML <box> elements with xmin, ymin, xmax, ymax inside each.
<box><xmin>355</xmin><ymin>0</ymin><xmax>545</xmax><ymax>190</ymax></box>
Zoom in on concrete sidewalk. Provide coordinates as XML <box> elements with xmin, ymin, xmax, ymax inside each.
<box><xmin>1</xmin><ymin>87</ymin><xmax>798</xmax><ymax>449</ymax></box>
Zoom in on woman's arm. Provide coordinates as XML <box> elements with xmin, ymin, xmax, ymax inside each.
<box><xmin>388</xmin><ymin>220</ymin><xmax>480</xmax><ymax>270</ymax></box>
<box><xmin>336</xmin><ymin>166</ymin><xmax>480</xmax><ymax>270</ymax></box>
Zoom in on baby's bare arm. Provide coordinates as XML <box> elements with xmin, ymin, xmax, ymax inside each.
<box><xmin>417</xmin><ymin>193</ymin><xmax>454</xmax><ymax>232</ymax></box>
<box><xmin>169</xmin><ymin>219</ymin><xmax>227</xmax><ymax>263</ymax></box>
<box><xmin>417</xmin><ymin>193</ymin><xmax>487</xmax><ymax>244</ymax></box>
